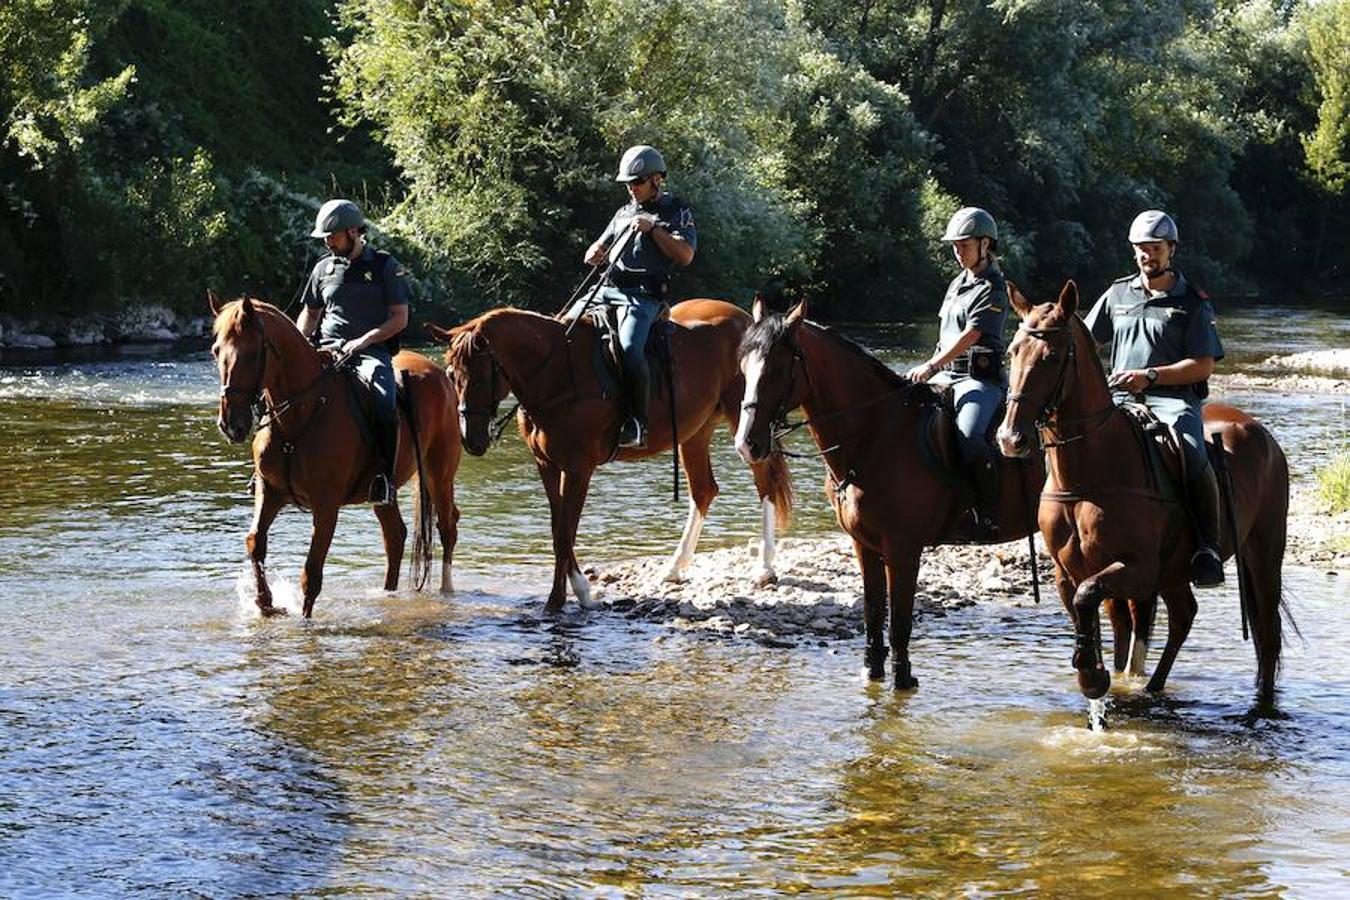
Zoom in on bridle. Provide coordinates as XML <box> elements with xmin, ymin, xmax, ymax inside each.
<box><xmin>1008</xmin><ymin>321</ymin><xmax>1115</xmax><ymax>448</ymax></box>
<box><xmin>455</xmin><ymin>341</ymin><xmax>516</xmax><ymax>444</ymax></box>
<box><xmin>218</xmin><ymin>317</ymin><xmax>345</xmax><ymax>439</ymax></box>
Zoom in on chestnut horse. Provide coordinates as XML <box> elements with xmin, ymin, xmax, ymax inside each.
<box><xmin>734</xmin><ymin>298</ymin><xmax>1045</xmax><ymax>689</ymax></box>
<box><xmin>429</xmin><ymin>301</ymin><xmax>792</xmax><ymax>610</ymax></box>
<box><xmin>996</xmin><ymin>282</ymin><xmax>1289</xmax><ymax>703</ymax></box>
<box><xmin>210</xmin><ymin>293</ymin><xmax>462</xmax><ymax>617</ymax></box>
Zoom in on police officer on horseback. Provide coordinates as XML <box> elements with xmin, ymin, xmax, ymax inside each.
<box><xmin>564</xmin><ymin>144</ymin><xmax>696</xmax><ymax>448</ymax></box>
<box><xmin>296</xmin><ymin>198</ymin><xmax>410</xmax><ymax>506</ymax></box>
<box><xmin>906</xmin><ymin>207</ymin><xmax>1010</xmax><ymax>539</ymax></box>
<box><xmin>1083</xmin><ymin>210</ymin><xmax>1226</xmax><ymax>587</ymax></box>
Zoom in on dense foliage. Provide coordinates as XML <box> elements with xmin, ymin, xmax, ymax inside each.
<box><xmin>1</xmin><ymin>0</ymin><xmax>1345</xmax><ymax>326</ymax></box>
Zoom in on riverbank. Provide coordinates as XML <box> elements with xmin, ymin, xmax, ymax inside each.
<box><xmin>591</xmin><ymin>485</ymin><xmax>1346</xmax><ymax>644</ymax></box>
<box><xmin>0</xmin><ymin>306</ymin><xmax>207</xmax><ymax>352</ymax></box>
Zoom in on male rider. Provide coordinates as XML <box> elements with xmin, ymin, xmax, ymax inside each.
<box><xmin>296</xmin><ymin>199</ymin><xmax>410</xmax><ymax>506</ymax></box>
<box><xmin>564</xmin><ymin>145</ymin><xmax>696</xmax><ymax>448</ymax></box>
<box><xmin>1082</xmin><ymin>210</ymin><xmax>1226</xmax><ymax>587</ymax></box>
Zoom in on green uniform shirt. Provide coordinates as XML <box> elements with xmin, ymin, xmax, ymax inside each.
<box><xmin>301</xmin><ymin>245</ymin><xmax>411</xmax><ymax>348</ymax></box>
<box><xmin>938</xmin><ymin>262</ymin><xmax>1009</xmax><ymax>354</ymax></box>
<box><xmin>1083</xmin><ymin>271</ymin><xmax>1224</xmax><ymax>401</ymax></box>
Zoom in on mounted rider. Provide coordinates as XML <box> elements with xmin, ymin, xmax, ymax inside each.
<box><xmin>906</xmin><ymin>207</ymin><xmax>1010</xmax><ymax>539</ymax></box>
<box><xmin>1082</xmin><ymin>209</ymin><xmax>1226</xmax><ymax>588</ymax></box>
<box><xmin>563</xmin><ymin>144</ymin><xmax>697</xmax><ymax>448</ymax></box>
<box><xmin>296</xmin><ymin>198</ymin><xmax>411</xmax><ymax>506</ymax></box>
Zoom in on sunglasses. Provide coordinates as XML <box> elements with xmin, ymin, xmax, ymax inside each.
<box><xmin>629</xmin><ymin>174</ymin><xmax>653</xmax><ymax>186</ymax></box>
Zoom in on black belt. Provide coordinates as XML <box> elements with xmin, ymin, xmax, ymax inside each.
<box><xmin>605</xmin><ymin>271</ymin><xmax>668</xmax><ymax>296</ymax></box>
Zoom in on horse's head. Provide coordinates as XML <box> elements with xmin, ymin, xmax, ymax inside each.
<box><xmin>997</xmin><ymin>280</ymin><xmax>1081</xmax><ymax>458</ymax></box>
<box><xmin>209</xmin><ymin>290</ymin><xmax>270</xmax><ymax>443</ymax></box>
<box><xmin>735</xmin><ymin>295</ymin><xmax>807</xmax><ymax>464</ymax></box>
<box><xmin>430</xmin><ymin>318</ymin><xmax>509</xmax><ymax>457</ymax></box>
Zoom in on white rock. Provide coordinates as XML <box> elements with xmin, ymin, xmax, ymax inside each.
<box><xmin>6</xmin><ymin>332</ymin><xmax>56</xmax><ymax>349</ymax></box>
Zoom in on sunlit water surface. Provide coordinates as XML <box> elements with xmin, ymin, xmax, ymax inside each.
<box><xmin>1</xmin><ymin>303</ymin><xmax>1346</xmax><ymax>896</ymax></box>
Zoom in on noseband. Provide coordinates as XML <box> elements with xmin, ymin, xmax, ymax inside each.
<box><xmin>455</xmin><ymin>342</ymin><xmax>517</xmax><ymax>444</ymax></box>
<box><xmin>741</xmin><ymin>343</ymin><xmax>804</xmax><ymax>437</ymax></box>
<box><xmin>1008</xmin><ymin>322</ymin><xmax>1115</xmax><ymax>448</ymax></box>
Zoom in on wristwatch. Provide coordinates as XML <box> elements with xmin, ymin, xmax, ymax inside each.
<box><xmin>1145</xmin><ymin>367</ymin><xmax>1159</xmax><ymax>385</ymax></box>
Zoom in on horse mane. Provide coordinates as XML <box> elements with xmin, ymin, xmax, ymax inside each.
<box><xmin>741</xmin><ymin>312</ymin><xmax>932</xmax><ymax>401</ymax></box>
<box><xmin>212</xmin><ymin>297</ymin><xmax>302</xmax><ymax>344</ymax></box>
<box><xmin>444</xmin><ymin>306</ymin><xmax>559</xmax><ymax>370</ymax></box>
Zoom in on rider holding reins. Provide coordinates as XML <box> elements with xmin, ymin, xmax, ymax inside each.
<box><xmin>1082</xmin><ymin>210</ymin><xmax>1226</xmax><ymax>588</ymax></box>
<box><xmin>296</xmin><ymin>199</ymin><xmax>411</xmax><ymax>506</ymax></box>
<box><xmin>563</xmin><ymin>145</ymin><xmax>696</xmax><ymax>449</ymax></box>
<box><xmin>906</xmin><ymin>207</ymin><xmax>1010</xmax><ymax>539</ymax></box>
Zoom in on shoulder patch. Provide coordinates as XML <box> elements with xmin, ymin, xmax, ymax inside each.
<box><xmin>1111</xmin><ymin>273</ymin><xmax>1134</xmax><ymax>284</ymax></box>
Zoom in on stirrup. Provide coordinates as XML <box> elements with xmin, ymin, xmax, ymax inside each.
<box><xmin>618</xmin><ymin>417</ymin><xmax>648</xmax><ymax>449</ymax></box>
<box><xmin>1190</xmin><ymin>547</ymin><xmax>1224</xmax><ymax>588</ymax></box>
<box><xmin>369</xmin><ymin>473</ymin><xmax>395</xmax><ymax>507</ymax></box>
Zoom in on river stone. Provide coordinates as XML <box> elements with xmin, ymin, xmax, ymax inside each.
<box><xmin>6</xmin><ymin>332</ymin><xmax>56</xmax><ymax>349</ymax></box>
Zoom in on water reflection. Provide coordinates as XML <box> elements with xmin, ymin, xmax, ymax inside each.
<box><xmin>0</xmin><ymin>303</ymin><xmax>1347</xmax><ymax>894</ymax></box>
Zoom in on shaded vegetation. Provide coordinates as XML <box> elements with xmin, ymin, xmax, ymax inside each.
<box><xmin>1</xmin><ymin>0</ymin><xmax>1346</xmax><ymax>328</ymax></box>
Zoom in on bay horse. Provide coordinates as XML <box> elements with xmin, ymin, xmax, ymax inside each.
<box><xmin>996</xmin><ymin>281</ymin><xmax>1289</xmax><ymax>703</ymax></box>
<box><xmin>209</xmin><ymin>292</ymin><xmax>462</xmax><ymax>617</ymax></box>
<box><xmin>734</xmin><ymin>297</ymin><xmax>1046</xmax><ymax>689</ymax></box>
<box><xmin>428</xmin><ymin>300</ymin><xmax>792</xmax><ymax>611</ymax></box>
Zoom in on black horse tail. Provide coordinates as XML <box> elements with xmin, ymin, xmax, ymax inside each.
<box><xmin>403</xmin><ymin>380</ymin><xmax>436</xmax><ymax>591</ymax></box>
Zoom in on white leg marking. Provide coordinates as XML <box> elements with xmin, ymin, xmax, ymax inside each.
<box><xmin>734</xmin><ymin>352</ymin><xmax>765</xmax><ymax>464</ymax></box>
<box><xmin>569</xmin><ymin>566</ymin><xmax>597</xmax><ymax>608</ymax></box>
<box><xmin>663</xmin><ymin>499</ymin><xmax>706</xmax><ymax>583</ymax></box>
<box><xmin>441</xmin><ymin>560</ymin><xmax>454</xmax><ymax>595</ymax></box>
<box><xmin>1126</xmin><ymin>635</ymin><xmax>1149</xmax><ymax>676</ymax></box>
<box><xmin>750</xmin><ymin>499</ymin><xmax>778</xmax><ymax>587</ymax></box>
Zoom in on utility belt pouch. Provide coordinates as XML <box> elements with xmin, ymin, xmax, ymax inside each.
<box><xmin>947</xmin><ymin>346</ymin><xmax>1002</xmax><ymax>381</ymax></box>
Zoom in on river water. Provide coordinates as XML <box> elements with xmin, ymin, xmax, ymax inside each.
<box><xmin>0</xmin><ymin>302</ymin><xmax>1346</xmax><ymax>896</ymax></box>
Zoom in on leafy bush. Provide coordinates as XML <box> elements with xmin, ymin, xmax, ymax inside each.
<box><xmin>1318</xmin><ymin>451</ymin><xmax>1350</xmax><ymax>515</ymax></box>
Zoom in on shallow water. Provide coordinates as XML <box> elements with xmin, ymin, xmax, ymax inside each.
<box><xmin>1</xmin><ymin>302</ymin><xmax>1346</xmax><ymax>896</ymax></box>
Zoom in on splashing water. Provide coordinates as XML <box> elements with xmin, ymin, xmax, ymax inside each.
<box><xmin>234</xmin><ymin>563</ymin><xmax>304</xmax><ymax>618</ymax></box>
<box><xmin>1088</xmin><ymin>696</ymin><xmax>1110</xmax><ymax>732</ymax></box>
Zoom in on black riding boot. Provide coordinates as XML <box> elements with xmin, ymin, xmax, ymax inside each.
<box><xmin>369</xmin><ymin>417</ymin><xmax>399</xmax><ymax>506</ymax></box>
<box><xmin>1188</xmin><ymin>465</ymin><xmax>1225</xmax><ymax>588</ymax></box>
<box><xmin>619</xmin><ymin>360</ymin><xmax>650</xmax><ymax>449</ymax></box>
<box><xmin>968</xmin><ymin>452</ymin><xmax>1001</xmax><ymax>540</ymax></box>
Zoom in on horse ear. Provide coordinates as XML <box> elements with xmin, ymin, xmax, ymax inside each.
<box><xmin>1007</xmin><ymin>280</ymin><xmax>1033</xmax><ymax>319</ymax></box>
<box><xmin>207</xmin><ymin>289</ymin><xmax>224</xmax><ymax>316</ymax></box>
<box><xmin>425</xmin><ymin>322</ymin><xmax>455</xmax><ymax>341</ymax></box>
<box><xmin>751</xmin><ymin>292</ymin><xmax>767</xmax><ymax>323</ymax></box>
<box><xmin>240</xmin><ymin>295</ymin><xmax>256</xmax><ymax>319</ymax></box>
<box><xmin>786</xmin><ymin>298</ymin><xmax>808</xmax><ymax>324</ymax></box>
<box><xmin>1057</xmin><ymin>280</ymin><xmax>1079</xmax><ymax>317</ymax></box>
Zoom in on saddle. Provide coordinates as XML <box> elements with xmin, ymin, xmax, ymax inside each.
<box><xmin>918</xmin><ymin>385</ymin><xmax>1005</xmax><ymax>487</ymax></box>
<box><xmin>1117</xmin><ymin>400</ymin><xmax>1189</xmax><ymax>501</ymax></box>
<box><xmin>584</xmin><ymin>304</ymin><xmax>675</xmax><ymax>410</ymax></box>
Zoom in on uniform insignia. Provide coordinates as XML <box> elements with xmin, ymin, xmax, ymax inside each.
<box><xmin>680</xmin><ymin>208</ymin><xmax>694</xmax><ymax>228</ymax></box>
<box><xmin>364</xmin><ymin>270</ymin><xmax>373</xmax><ymax>282</ymax></box>
<box><xmin>395</xmin><ymin>268</ymin><xmax>407</xmax><ymax>277</ymax></box>
<box><xmin>988</xmin><ymin>305</ymin><xmax>1003</xmax><ymax>313</ymax></box>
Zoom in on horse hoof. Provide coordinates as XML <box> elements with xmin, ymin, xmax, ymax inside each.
<box><xmin>894</xmin><ymin>674</ymin><xmax>919</xmax><ymax>691</ymax></box>
<box><xmin>865</xmin><ymin>665</ymin><xmax>886</xmax><ymax>681</ymax></box>
<box><xmin>750</xmin><ymin>566</ymin><xmax>777</xmax><ymax>588</ymax></box>
<box><xmin>1078</xmin><ymin>668</ymin><xmax>1111</xmax><ymax>699</ymax></box>
<box><xmin>258</xmin><ymin>605</ymin><xmax>287</xmax><ymax>618</ymax></box>
<box><xmin>662</xmin><ymin>567</ymin><xmax>687</xmax><ymax>584</ymax></box>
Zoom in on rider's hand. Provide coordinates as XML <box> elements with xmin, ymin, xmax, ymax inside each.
<box><xmin>906</xmin><ymin>362</ymin><xmax>936</xmax><ymax>383</ymax></box>
<box><xmin>632</xmin><ymin>214</ymin><xmax>658</xmax><ymax>234</ymax></box>
<box><xmin>340</xmin><ymin>337</ymin><xmax>367</xmax><ymax>356</ymax></box>
<box><xmin>584</xmin><ymin>241</ymin><xmax>610</xmax><ymax>266</ymax></box>
<box><xmin>1108</xmin><ymin>370</ymin><xmax>1147</xmax><ymax>392</ymax></box>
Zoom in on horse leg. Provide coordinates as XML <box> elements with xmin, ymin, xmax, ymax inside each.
<box><xmin>1146</xmin><ymin>585</ymin><xmax>1196</xmax><ymax>694</ymax></box>
<box><xmin>435</xmin><ymin>478</ymin><xmax>460</xmax><ymax>595</ymax></box>
<box><xmin>1125</xmin><ymin>595</ymin><xmax>1157</xmax><ymax>677</ymax></box>
<box><xmin>300</xmin><ymin>505</ymin><xmax>339</xmax><ymax>618</ymax></box>
<box><xmin>535</xmin><ymin>461</ymin><xmax>568</xmax><ymax>610</ymax></box>
<box><xmin>246</xmin><ymin>475</ymin><xmax>286</xmax><ymax>615</ymax></box>
<box><xmin>663</xmin><ymin>422</ymin><xmax>717</xmax><ymax>583</ymax></box>
<box><xmin>854</xmin><ymin>540</ymin><xmax>887</xmax><ymax>680</ymax></box>
<box><xmin>558</xmin><ymin>467</ymin><xmax>597</xmax><ymax>609</ymax></box>
<box><xmin>374</xmin><ymin>498</ymin><xmax>408</xmax><ymax>592</ymax></box>
<box><xmin>748</xmin><ymin>454</ymin><xmax>791</xmax><ymax>588</ymax></box>
<box><xmin>1071</xmin><ymin>561</ymin><xmax>1155</xmax><ymax>698</ymax></box>
<box><xmin>884</xmin><ymin>543</ymin><xmax>922</xmax><ymax>690</ymax></box>
<box><xmin>1106</xmin><ymin>598</ymin><xmax>1133</xmax><ymax>672</ymax></box>
<box><xmin>1239</xmin><ymin>527</ymin><xmax>1286</xmax><ymax>704</ymax></box>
